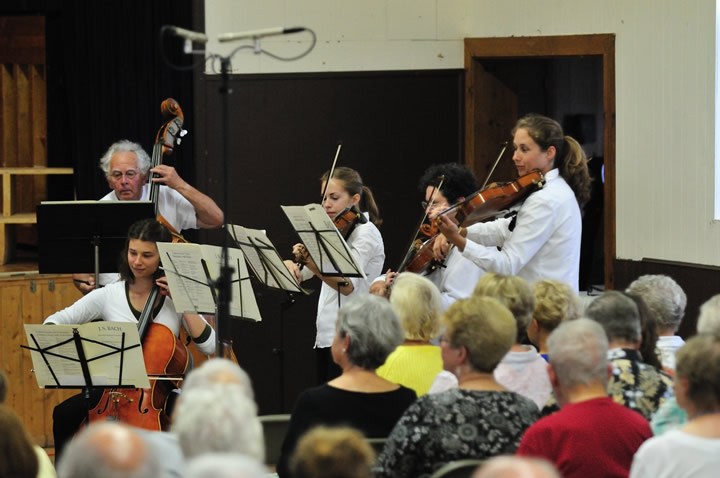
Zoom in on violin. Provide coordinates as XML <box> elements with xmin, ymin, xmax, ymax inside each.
<box><xmin>401</xmin><ymin>170</ymin><xmax>545</xmax><ymax>275</ymax></box>
<box><xmin>333</xmin><ymin>205</ymin><xmax>367</xmax><ymax>239</ymax></box>
<box><xmin>426</xmin><ymin>169</ymin><xmax>546</xmax><ymax>234</ymax></box>
<box><xmin>150</xmin><ymin>98</ymin><xmax>188</xmax><ymax>243</ymax></box>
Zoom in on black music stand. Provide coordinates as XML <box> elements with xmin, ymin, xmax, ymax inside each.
<box><xmin>37</xmin><ymin>201</ymin><xmax>156</xmax><ymax>281</ymax></box>
<box><xmin>22</xmin><ymin>322</ymin><xmax>149</xmax><ymax>423</ymax></box>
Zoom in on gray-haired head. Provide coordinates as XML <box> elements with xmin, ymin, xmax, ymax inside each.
<box><xmin>548</xmin><ymin>318</ymin><xmax>610</xmax><ymax>389</ymax></box>
<box><xmin>473</xmin><ymin>455</ymin><xmax>562</xmax><ymax>478</ymax></box>
<box><xmin>183</xmin><ymin>358</ymin><xmax>254</xmax><ymax>400</ymax></box>
<box><xmin>336</xmin><ymin>294</ymin><xmax>404</xmax><ymax>370</ymax></box>
<box><xmin>675</xmin><ymin>333</ymin><xmax>720</xmax><ymax>411</ymax></box>
<box><xmin>697</xmin><ymin>294</ymin><xmax>720</xmax><ymax>336</ymax></box>
<box><xmin>626</xmin><ymin>274</ymin><xmax>687</xmax><ymax>333</ymax></box>
<box><xmin>57</xmin><ymin>422</ymin><xmax>161</xmax><ymax>478</ymax></box>
<box><xmin>172</xmin><ymin>384</ymin><xmax>264</xmax><ymax>461</ymax></box>
<box><xmin>98</xmin><ymin>140</ymin><xmax>152</xmax><ymax>177</ymax></box>
<box><xmin>584</xmin><ymin>290</ymin><xmax>641</xmax><ymax>344</ymax></box>
<box><xmin>185</xmin><ymin>453</ymin><xmax>268</xmax><ymax>478</ymax></box>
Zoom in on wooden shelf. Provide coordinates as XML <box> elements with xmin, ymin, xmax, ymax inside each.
<box><xmin>0</xmin><ymin>213</ymin><xmax>36</xmax><ymax>224</ymax></box>
<box><xmin>0</xmin><ymin>167</ymin><xmax>74</xmax><ymax>264</ymax></box>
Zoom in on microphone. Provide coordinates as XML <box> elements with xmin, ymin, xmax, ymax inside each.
<box><xmin>218</xmin><ymin>26</ymin><xmax>306</xmax><ymax>43</ymax></box>
<box><xmin>166</xmin><ymin>26</ymin><xmax>208</xmax><ymax>44</ymax></box>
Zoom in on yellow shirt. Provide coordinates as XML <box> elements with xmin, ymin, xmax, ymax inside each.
<box><xmin>377</xmin><ymin>344</ymin><xmax>443</xmax><ymax>396</ymax></box>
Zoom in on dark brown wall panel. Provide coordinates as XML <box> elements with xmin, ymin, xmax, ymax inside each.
<box><xmin>194</xmin><ymin>70</ymin><xmax>464</xmax><ymax>413</ymax></box>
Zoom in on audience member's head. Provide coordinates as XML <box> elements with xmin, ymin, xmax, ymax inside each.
<box><xmin>442</xmin><ymin>296</ymin><xmax>516</xmax><ymax>374</ymax></box>
<box><xmin>546</xmin><ymin>318</ymin><xmax>610</xmax><ymax>408</ymax></box>
<box><xmin>289</xmin><ymin>426</ymin><xmax>375</xmax><ymax>478</ymax></box>
<box><xmin>57</xmin><ymin>421</ymin><xmax>160</xmax><ymax>478</ymax></box>
<box><xmin>0</xmin><ymin>369</ymin><xmax>7</xmax><ymax>403</ymax></box>
<box><xmin>334</xmin><ymin>295</ymin><xmax>404</xmax><ymax>370</ymax></box>
<box><xmin>697</xmin><ymin>294</ymin><xmax>720</xmax><ymax>335</ymax></box>
<box><xmin>529</xmin><ymin>280</ymin><xmax>580</xmax><ymax>349</ymax></box>
<box><xmin>389</xmin><ymin>272</ymin><xmax>443</xmax><ymax>341</ymax></box>
<box><xmin>626</xmin><ymin>274</ymin><xmax>687</xmax><ymax>334</ymax></box>
<box><xmin>172</xmin><ymin>384</ymin><xmax>264</xmax><ymax>461</ymax></box>
<box><xmin>0</xmin><ymin>405</ymin><xmax>38</xmax><ymax>478</ymax></box>
<box><xmin>474</xmin><ymin>273</ymin><xmax>534</xmax><ymax>343</ymax></box>
<box><xmin>185</xmin><ymin>453</ymin><xmax>268</xmax><ymax>478</ymax></box>
<box><xmin>182</xmin><ymin>357</ymin><xmax>254</xmax><ymax>399</ymax></box>
<box><xmin>473</xmin><ymin>455</ymin><xmax>562</xmax><ymax>478</ymax></box>
<box><xmin>674</xmin><ymin>334</ymin><xmax>720</xmax><ymax>414</ymax></box>
<box><xmin>584</xmin><ymin>290</ymin><xmax>641</xmax><ymax>346</ymax></box>
<box><xmin>623</xmin><ymin>292</ymin><xmax>663</xmax><ymax>369</ymax></box>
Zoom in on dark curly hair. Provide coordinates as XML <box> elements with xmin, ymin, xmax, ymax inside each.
<box><xmin>417</xmin><ymin>163</ymin><xmax>479</xmax><ymax>204</ymax></box>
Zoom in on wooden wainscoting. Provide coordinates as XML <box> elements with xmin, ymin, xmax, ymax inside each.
<box><xmin>0</xmin><ymin>273</ymin><xmax>81</xmax><ymax>446</ymax></box>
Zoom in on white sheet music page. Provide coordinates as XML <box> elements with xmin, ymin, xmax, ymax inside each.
<box><xmin>227</xmin><ymin>224</ymin><xmax>304</xmax><ymax>293</ymax></box>
<box><xmin>24</xmin><ymin>322</ymin><xmax>150</xmax><ymax>388</ymax></box>
<box><xmin>156</xmin><ymin>242</ymin><xmax>262</xmax><ymax>321</ymax></box>
<box><xmin>281</xmin><ymin>204</ymin><xmax>365</xmax><ymax>278</ymax></box>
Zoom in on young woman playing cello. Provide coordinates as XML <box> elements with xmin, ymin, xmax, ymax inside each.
<box><xmin>45</xmin><ymin>218</ymin><xmax>216</xmax><ymax>463</ymax></box>
<box><xmin>285</xmin><ymin>167</ymin><xmax>385</xmax><ymax>382</ymax></box>
<box><xmin>434</xmin><ymin>114</ymin><xmax>592</xmax><ymax>293</ymax></box>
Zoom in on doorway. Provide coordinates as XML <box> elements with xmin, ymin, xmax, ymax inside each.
<box><xmin>464</xmin><ymin>34</ymin><xmax>615</xmax><ymax>291</ymax></box>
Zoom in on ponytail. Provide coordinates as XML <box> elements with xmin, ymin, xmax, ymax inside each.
<box><xmin>513</xmin><ymin>114</ymin><xmax>593</xmax><ymax>206</ymax></box>
<box><xmin>559</xmin><ymin>136</ymin><xmax>592</xmax><ymax>205</ymax></box>
<box><xmin>321</xmin><ymin>167</ymin><xmax>382</xmax><ymax>227</ymax></box>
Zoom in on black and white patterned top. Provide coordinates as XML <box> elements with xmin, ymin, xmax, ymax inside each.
<box><xmin>374</xmin><ymin>389</ymin><xmax>539</xmax><ymax>478</ymax></box>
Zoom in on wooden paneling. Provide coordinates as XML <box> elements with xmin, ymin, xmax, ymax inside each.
<box><xmin>194</xmin><ymin>70</ymin><xmax>464</xmax><ymax>413</ymax></box>
<box><xmin>0</xmin><ymin>274</ymin><xmax>81</xmax><ymax>446</ymax></box>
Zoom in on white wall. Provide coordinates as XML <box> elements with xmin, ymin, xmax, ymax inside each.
<box><xmin>205</xmin><ymin>0</ymin><xmax>720</xmax><ymax>266</ymax></box>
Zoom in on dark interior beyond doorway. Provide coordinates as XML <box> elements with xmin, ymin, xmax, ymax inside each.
<box><xmin>478</xmin><ymin>56</ymin><xmax>605</xmax><ymax>291</ymax></box>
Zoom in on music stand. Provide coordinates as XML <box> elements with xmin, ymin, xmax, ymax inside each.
<box><xmin>37</xmin><ymin>201</ymin><xmax>156</xmax><ymax>282</ymax></box>
<box><xmin>227</xmin><ymin>224</ymin><xmax>309</xmax><ymax>295</ymax></box>
<box><xmin>281</xmin><ymin>204</ymin><xmax>365</xmax><ymax>279</ymax></box>
<box><xmin>22</xmin><ymin>322</ymin><xmax>149</xmax><ymax>423</ymax></box>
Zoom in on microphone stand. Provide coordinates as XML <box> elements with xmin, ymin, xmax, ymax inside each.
<box><xmin>214</xmin><ymin>55</ymin><xmax>234</xmax><ymax>358</ymax></box>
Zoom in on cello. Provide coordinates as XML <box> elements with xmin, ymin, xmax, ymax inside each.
<box><xmin>87</xmin><ymin>284</ymin><xmax>189</xmax><ymax>431</ymax></box>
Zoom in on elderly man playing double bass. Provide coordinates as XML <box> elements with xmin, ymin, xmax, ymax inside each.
<box><xmin>73</xmin><ymin>139</ymin><xmax>224</xmax><ymax>294</ymax></box>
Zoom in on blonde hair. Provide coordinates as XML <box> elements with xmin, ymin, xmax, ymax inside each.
<box><xmin>532</xmin><ymin>280</ymin><xmax>581</xmax><ymax>332</ymax></box>
<box><xmin>389</xmin><ymin>272</ymin><xmax>443</xmax><ymax>341</ymax></box>
<box><xmin>473</xmin><ymin>273</ymin><xmax>534</xmax><ymax>341</ymax></box>
<box><xmin>442</xmin><ymin>296</ymin><xmax>516</xmax><ymax>373</ymax></box>
<box><xmin>289</xmin><ymin>426</ymin><xmax>375</xmax><ymax>478</ymax></box>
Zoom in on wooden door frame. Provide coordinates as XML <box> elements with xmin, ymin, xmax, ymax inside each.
<box><xmin>465</xmin><ymin>34</ymin><xmax>616</xmax><ymax>289</ymax></box>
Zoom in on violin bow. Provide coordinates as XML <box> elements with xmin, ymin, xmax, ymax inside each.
<box><xmin>480</xmin><ymin>141</ymin><xmax>509</xmax><ymax>190</ymax></box>
<box><xmin>320</xmin><ymin>142</ymin><xmax>343</xmax><ymax>203</ymax></box>
<box><xmin>395</xmin><ymin>175</ymin><xmax>445</xmax><ymax>273</ymax></box>
<box><xmin>437</xmin><ymin>141</ymin><xmax>509</xmax><ymax>219</ymax></box>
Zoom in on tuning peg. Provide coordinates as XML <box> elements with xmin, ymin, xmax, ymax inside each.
<box><xmin>180</xmin><ymin>129</ymin><xmax>188</xmax><ymax>137</ymax></box>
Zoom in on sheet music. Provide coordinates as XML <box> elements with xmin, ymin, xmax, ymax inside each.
<box><xmin>281</xmin><ymin>204</ymin><xmax>365</xmax><ymax>278</ymax></box>
<box><xmin>24</xmin><ymin>322</ymin><xmax>150</xmax><ymax>389</ymax></box>
<box><xmin>156</xmin><ymin>242</ymin><xmax>262</xmax><ymax>321</ymax></box>
<box><xmin>227</xmin><ymin>224</ymin><xmax>305</xmax><ymax>293</ymax></box>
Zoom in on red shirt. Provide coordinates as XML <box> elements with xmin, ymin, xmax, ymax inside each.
<box><xmin>517</xmin><ymin>397</ymin><xmax>652</xmax><ymax>478</ymax></box>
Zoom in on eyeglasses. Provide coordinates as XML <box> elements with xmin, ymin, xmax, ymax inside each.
<box><xmin>421</xmin><ymin>200</ymin><xmax>447</xmax><ymax>211</ymax></box>
<box><xmin>109</xmin><ymin>169</ymin><xmax>140</xmax><ymax>181</ymax></box>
